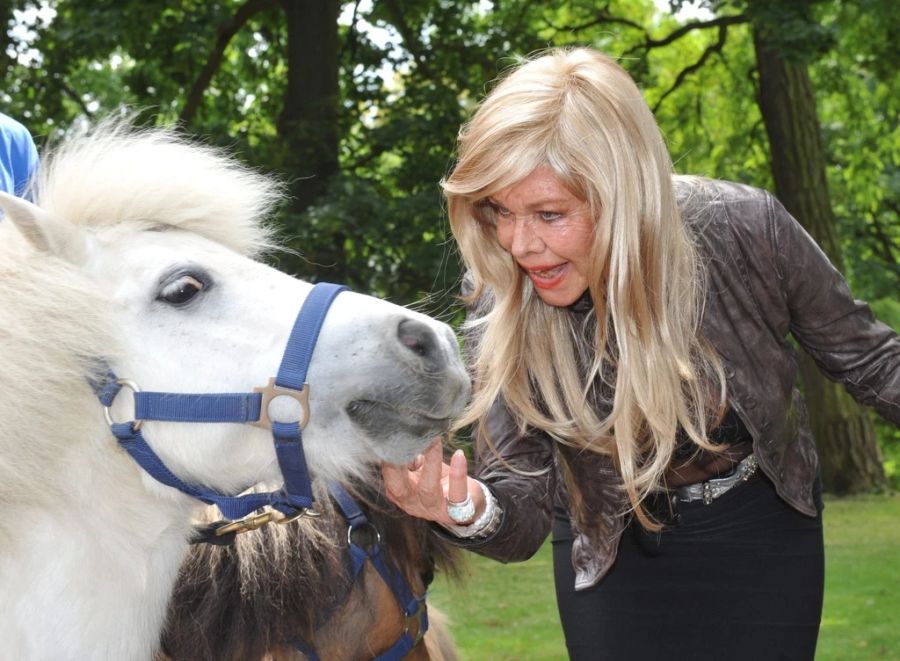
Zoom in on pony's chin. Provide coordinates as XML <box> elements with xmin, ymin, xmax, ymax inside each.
<box><xmin>346</xmin><ymin>400</ymin><xmax>448</xmax><ymax>464</ymax></box>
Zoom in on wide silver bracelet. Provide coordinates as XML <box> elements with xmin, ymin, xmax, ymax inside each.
<box><xmin>440</xmin><ymin>480</ymin><xmax>503</xmax><ymax>539</ymax></box>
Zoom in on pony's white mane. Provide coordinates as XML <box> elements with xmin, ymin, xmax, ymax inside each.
<box><xmin>0</xmin><ymin>120</ymin><xmax>284</xmax><ymax>517</ymax></box>
<box><xmin>0</xmin><ymin>241</ymin><xmax>113</xmax><ymax>511</ymax></box>
<box><xmin>35</xmin><ymin>118</ymin><xmax>283</xmax><ymax>257</ymax></box>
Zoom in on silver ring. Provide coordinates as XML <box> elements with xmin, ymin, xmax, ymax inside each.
<box><xmin>103</xmin><ymin>378</ymin><xmax>143</xmax><ymax>431</ymax></box>
<box><xmin>447</xmin><ymin>494</ymin><xmax>476</xmax><ymax>524</ymax></box>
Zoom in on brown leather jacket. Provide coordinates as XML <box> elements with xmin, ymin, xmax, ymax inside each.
<box><xmin>446</xmin><ymin>179</ymin><xmax>900</xmax><ymax>590</ymax></box>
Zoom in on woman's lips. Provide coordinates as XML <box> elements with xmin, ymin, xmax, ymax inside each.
<box><xmin>525</xmin><ymin>263</ymin><xmax>568</xmax><ymax>289</ymax></box>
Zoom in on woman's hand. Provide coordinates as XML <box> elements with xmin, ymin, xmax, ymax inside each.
<box><xmin>382</xmin><ymin>438</ymin><xmax>485</xmax><ymax>527</ymax></box>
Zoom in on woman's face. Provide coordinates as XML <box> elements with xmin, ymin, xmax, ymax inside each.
<box><xmin>491</xmin><ymin>166</ymin><xmax>594</xmax><ymax>307</ymax></box>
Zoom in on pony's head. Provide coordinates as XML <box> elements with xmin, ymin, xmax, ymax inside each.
<box><xmin>0</xmin><ymin>121</ymin><xmax>470</xmax><ymax>510</ymax></box>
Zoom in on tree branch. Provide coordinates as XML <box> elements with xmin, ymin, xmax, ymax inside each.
<box><xmin>648</xmin><ymin>14</ymin><xmax>747</xmax><ymax>49</ymax></box>
<box><xmin>379</xmin><ymin>0</ymin><xmax>437</xmax><ymax>81</ymax></box>
<box><xmin>60</xmin><ymin>80</ymin><xmax>94</xmax><ymax>118</ymax></box>
<box><xmin>179</xmin><ymin>0</ymin><xmax>277</xmax><ymax>127</ymax></box>
<box><xmin>652</xmin><ymin>24</ymin><xmax>729</xmax><ymax>113</ymax></box>
<box><xmin>868</xmin><ymin>201</ymin><xmax>900</xmax><ymax>268</ymax></box>
<box><xmin>545</xmin><ymin>9</ymin><xmax>646</xmax><ymax>37</ymax></box>
<box><xmin>623</xmin><ymin>13</ymin><xmax>748</xmax><ymax>58</ymax></box>
<box><xmin>338</xmin><ymin>0</ymin><xmax>364</xmax><ymax>63</ymax></box>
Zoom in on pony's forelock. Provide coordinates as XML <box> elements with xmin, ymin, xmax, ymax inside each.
<box><xmin>35</xmin><ymin>118</ymin><xmax>284</xmax><ymax>258</ymax></box>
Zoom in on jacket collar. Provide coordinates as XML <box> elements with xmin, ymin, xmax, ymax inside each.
<box><xmin>568</xmin><ymin>289</ymin><xmax>593</xmax><ymax>314</ymax></box>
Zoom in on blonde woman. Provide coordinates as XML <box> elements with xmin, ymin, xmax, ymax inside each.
<box><xmin>383</xmin><ymin>47</ymin><xmax>899</xmax><ymax>659</ymax></box>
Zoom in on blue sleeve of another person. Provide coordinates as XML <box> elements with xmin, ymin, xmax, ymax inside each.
<box><xmin>0</xmin><ymin>112</ymin><xmax>40</xmax><ymax>199</ymax></box>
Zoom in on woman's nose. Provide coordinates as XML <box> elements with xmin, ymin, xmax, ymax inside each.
<box><xmin>509</xmin><ymin>217</ymin><xmax>541</xmax><ymax>256</ymax></box>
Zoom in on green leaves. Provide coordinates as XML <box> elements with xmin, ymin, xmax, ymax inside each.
<box><xmin>3</xmin><ymin>0</ymin><xmax>894</xmax><ymax>320</ymax></box>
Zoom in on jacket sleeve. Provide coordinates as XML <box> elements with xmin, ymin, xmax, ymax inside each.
<box><xmin>460</xmin><ymin>397</ymin><xmax>557</xmax><ymax>562</ymax></box>
<box><xmin>432</xmin><ymin>276</ymin><xmax>556</xmax><ymax>562</ymax></box>
<box><xmin>770</xmin><ymin>194</ymin><xmax>900</xmax><ymax>424</ymax></box>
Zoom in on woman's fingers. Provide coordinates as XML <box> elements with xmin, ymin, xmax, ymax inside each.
<box><xmin>447</xmin><ymin>449</ymin><xmax>469</xmax><ymax>503</ymax></box>
<box><xmin>381</xmin><ymin>437</ymin><xmax>451</xmax><ymax>522</ymax></box>
<box><xmin>447</xmin><ymin>449</ymin><xmax>486</xmax><ymax>523</ymax></box>
<box><xmin>382</xmin><ymin>462</ymin><xmax>413</xmax><ymax>504</ymax></box>
<box><xmin>419</xmin><ymin>438</ymin><xmax>445</xmax><ymax>493</ymax></box>
<box><xmin>382</xmin><ymin>438</ymin><xmax>485</xmax><ymax>526</ymax></box>
<box><xmin>407</xmin><ymin>454</ymin><xmax>425</xmax><ymax>472</ymax></box>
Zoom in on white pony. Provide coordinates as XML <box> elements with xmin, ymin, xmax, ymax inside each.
<box><xmin>0</xmin><ymin>122</ymin><xmax>469</xmax><ymax>661</ymax></box>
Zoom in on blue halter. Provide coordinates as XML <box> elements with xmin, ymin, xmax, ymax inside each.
<box><xmin>96</xmin><ymin>282</ymin><xmax>348</xmax><ymax>520</ymax></box>
<box><xmin>290</xmin><ymin>482</ymin><xmax>429</xmax><ymax>661</ymax></box>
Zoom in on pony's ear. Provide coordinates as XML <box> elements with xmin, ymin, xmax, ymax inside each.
<box><xmin>0</xmin><ymin>191</ymin><xmax>86</xmax><ymax>262</ymax></box>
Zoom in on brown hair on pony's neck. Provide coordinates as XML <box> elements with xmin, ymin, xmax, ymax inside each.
<box><xmin>159</xmin><ymin>473</ymin><xmax>460</xmax><ymax>661</ymax></box>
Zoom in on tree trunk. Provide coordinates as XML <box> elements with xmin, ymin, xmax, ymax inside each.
<box><xmin>752</xmin><ymin>29</ymin><xmax>886</xmax><ymax>493</ymax></box>
<box><xmin>278</xmin><ymin>0</ymin><xmax>341</xmax><ymax>213</ymax></box>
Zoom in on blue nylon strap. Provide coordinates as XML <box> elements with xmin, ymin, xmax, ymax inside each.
<box><xmin>288</xmin><ymin>639</ymin><xmax>320</xmax><ymax>661</ymax></box>
<box><xmin>93</xmin><ymin>373</ymin><xmax>121</xmax><ymax>407</ymax></box>
<box><xmin>111</xmin><ymin>422</ymin><xmax>273</xmax><ymax>520</ymax></box>
<box><xmin>271</xmin><ymin>421</ymin><xmax>314</xmax><ymax>512</ymax></box>
<box><xmin>330</xmin><ymin>482</ymin><xmax>374</xmax><ymax>577</ymax></box>
<box><xmin>265</xmin><ymin>283</ymin><xmax>347</xmax><ymax>512</ymax></box>
<box><xmin>276</xmin><ymin>283</ymin><xmax>348</xmax><ymax>390</ymax></box>
<box><xmin>328</xmin><ymin>482</ymin><xmax>428</xmax><ymax>661</ymax></box>
<box><xmin>134</xmin><ymin>392</ymin><xmax>262</xmax><ymax>423</ymax></box>
<box><xmin>329</xmin><ymin>481</ymin><xmax>370</xmax><ymax>529</ymax></box>
<box><xmin>97</xmin><ymin>282</ymin><xmax>348</xmax><ymax>522</ymax></box>
<box><xmin>347</xmin><ymin>543</ymin><xmax>369</xmax><ymax>578</ymax></box>
<box><xmin>330</xmin><ymin>482</ymin><xmax>418</xmax><ymax>609</ymax></box>
<box><xmin>292</xmin><ymin>484</ymin><xmax>429</xmax><ymax>660</ymax></box>
<box><xmin>373</xmin><ymin>632</ymin><xmax>417</xmax><ymax>661</ymax></box>
<box><xmin>368</xmin><ymin>544</ymin><xmax>420</xmax><ymax>617</ymax></box>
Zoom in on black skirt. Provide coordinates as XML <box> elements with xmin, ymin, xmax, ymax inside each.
<box><xmin>552</xmin><ymin>474</ymin><xmax>824</xmax><ymax>661</ymax></box>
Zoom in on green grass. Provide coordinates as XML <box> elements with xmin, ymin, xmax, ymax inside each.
<box><xmin>818</xmin><ymin>494</ymin><xmax>900</xmax><ymax>660</ymax></box>
<box><xmin>429</xmin><ymin>493</ymin><xmax>900</xmax><ymax>660</ymax></box>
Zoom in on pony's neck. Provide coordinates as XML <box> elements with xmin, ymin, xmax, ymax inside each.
<box><xmin>1</xmin><ymin>427</ymin><xmax>199</xmax><ymax>660</ymax></box>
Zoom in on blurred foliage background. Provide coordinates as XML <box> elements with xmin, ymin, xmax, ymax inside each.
<box><xmin>2</xmin><ymin>0</ymin><xmax>897</xmax><ymax>485</ymax></box>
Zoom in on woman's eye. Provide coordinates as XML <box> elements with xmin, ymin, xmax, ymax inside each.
<box><xmin>492</xmin><ymin>203</ymin><xmax>512</xmax><ymax>218</ymax></box>
<box><xmin>539</xmin><ymin>210</ymin><xmax>563</xmax><ymax>222</ymax></box>
<box><xmin>159</xmin><ymin>275</ymin><xmax>205</xmax><ymax>306</ymax></box>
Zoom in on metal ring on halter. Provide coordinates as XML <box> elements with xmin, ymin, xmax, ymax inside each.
<box><xmin>404</xmin><ymin>596</ymin><xmax>428</xmax><ymax>644</ymax></box>
<box><xmin>103</xmin><ymin>378</ymin><xmax>143</xmax><ymax>431</ymax></box>
<box><xmin>347</xmin><ymin>520</ymin><xmax>382</xmax><ymax>549</ymax></box>
<box><xmin>447</xmin><ymin>493</ymin><xmax>476</xmax><ymax>524</ymax></box>
<box><xmin>275</xmin><ymin>507</ymin><xmax>321</xmax><ymax>524</ymax></box>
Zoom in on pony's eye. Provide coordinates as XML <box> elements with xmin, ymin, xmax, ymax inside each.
<box><xmin>159</xmin><ymin>275</ymin><xmax>206</xmax><ymax>306</ymax></box>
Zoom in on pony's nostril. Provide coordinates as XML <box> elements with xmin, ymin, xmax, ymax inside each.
<box><xmin>397</xmin><ymin>318</ymin><xmax>438</xmax><ymax>360</ymax></box>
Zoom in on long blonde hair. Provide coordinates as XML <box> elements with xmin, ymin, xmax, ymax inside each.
<box><xmin>445</xmin><ymin>48</ymin><xmax>725</xmax><ymax>528</ymax></box>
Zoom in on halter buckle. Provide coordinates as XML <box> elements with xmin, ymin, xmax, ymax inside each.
<box><xmin>214</xmin><ymin>511</ymin><xmax>274</xmax><ymax>537</ymax></box>
<box><xmin>251</xmin><ymin>377</ymin><xmax>310</xmax><ymax>430</ymax></box>
<box><xmin>213</xmin><ymin>506</ymin><xmax>320</xmax><ymax>538</ymax></box>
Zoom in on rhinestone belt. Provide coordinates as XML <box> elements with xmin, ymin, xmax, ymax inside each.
<box><xmin>673</xmin><ymin>454</ymin><xmax>759</xmax><ymax>505</ymax></box>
